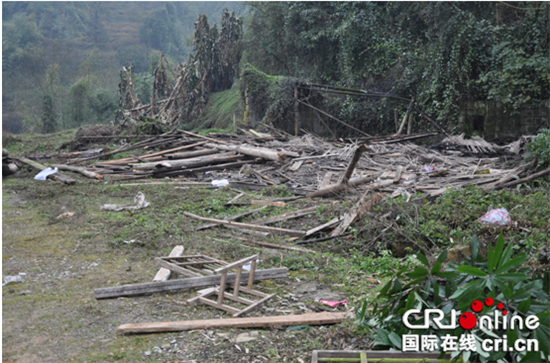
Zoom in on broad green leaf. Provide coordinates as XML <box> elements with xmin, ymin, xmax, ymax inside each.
<box><xmin>437</xmin><ymin>250</ymin><xmax>448</xmax><ymax>264</ymax></box>
<box><xmin>416</xmin><ymin>253</ymin><xmax>430</xmax><ymax>268</ymax></box>
<box><xmin>376</xmin><ymin>328</ymin><xmax>391</xmax><ymax>345</ymax></box>
<box><xmin>489</xmin><ymin>234</ymin><xmax>505</xmax><ymax>272</ymax></box>
<box><xmin>434</xmin><ymin>271</ymin><xmax>458</xmax><ymax>279</ymax></box>
<box><xmin>495</xmin><ymin>254</ymin><xmax>527</xmax><ymax>274</ymax></box>
<box><xmin>495</xmin><ymin>278</ymin><xmax>513</xmax><ymax>299</ymax></box>
<box><xmin>517</xmin><ymin>298</ymin><xmax>531</xmax><ymax>314</ymax></box>
<box><xmin>497</xmin><ymin>273</ymin><xmax>530</xmax><ymax>283</ymax></box>
<box><xmin>378</xmin><ymin>280</ymin><xmax>392</xmax><ymax>297</ymax></box>
<box><xmin>497</xmin><ymin>243</ymin><xmax>514</xmax><ymax>270</ymax></box>
<box><xmin>388</xmin><ymin>332</ymin><xmax>402</xmax><ymax>349</ymax></box>
<box><xmin>430</xmin><ymin>261</ymin><xmax>442</xmax><ymax>274</ymax></box>
<box><xmin>456</xmin><ymin>265</ymin><xmax>487</xmax><ymax>277</ymax></box>
<box><xmin>461</xmin><ymin>350</ymin><xmax>471</xmax><ymax>363</ymax></box>
<box><xmin>406</xmin><ymin>267</ymin><xmax>429</xmax><ymax>279</ymax></box>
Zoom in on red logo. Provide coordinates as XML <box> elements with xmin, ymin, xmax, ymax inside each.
<box><xmin>459</xmin><ymin>298</ymin><xmax>507</xmax><ymax>330</ymax></box>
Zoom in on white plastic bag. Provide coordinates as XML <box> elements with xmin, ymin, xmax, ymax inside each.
<box><xmin>2</xmin><ymin>275</ymin><xmax>24</xmax><ymax>287</ymax></box>
<box><xmin>34</xmin><ymin>167</ymin><xmax>58</xmax><ymax>180</ymax></box>
<box><xmin>211</xmin><ymin>179</ymin><xmax>229</xmax><ymax>187</ymax></box>
<box><xmin>477</xmin><ymin>208</ymin><xmax>512</xmax><ymax>226</ymax></box>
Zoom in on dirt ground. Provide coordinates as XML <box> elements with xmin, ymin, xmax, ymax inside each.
<box><xmin>2</xmin><ymin>172</ymin><xmax>371</xmax><ymax>363</ymax></box>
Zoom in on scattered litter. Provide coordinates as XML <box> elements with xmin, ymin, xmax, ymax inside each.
<box><xmin>2</xmin><ymin>275</ymin><xmax>24</xmax><ymax>287</ymax></box>
<box><xmin>34</xmin><ymin>167</ymin><xmax>58</xmax><ymax>180</ymax></box>
<box><xmin>123</xmin><ymin>240</ymin><xmax>136</xmax><ymax>244</ymax></box>
<box><xmin>211</xmin><ymin>179</ymin><xmax>229</xmax><ymax>187</ymax></box>
<box><xmin>314</xmin><ymin>298</ymin><xmax>348</xmax><ymax>308</ymax></box>
<box><xmin>56</xmin><ymin>212</ymin><xmax>75</xmax><ymax>219</ymax></box>
<box><xmin>477</xmin><ymin>208</ymin><xmax>512</xmax><ymax>226</ymax></box>
<box><xmin>100</xmin><ymin>192</ymin><xmax>150</xmax><ymax>211</ymax></box>
<box><xmin>418</xmin><ymin>166</ymin><xmax>434</xmax><ymax>173</ymax></box>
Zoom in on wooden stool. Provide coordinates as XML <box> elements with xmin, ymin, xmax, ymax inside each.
<box><xmin>187</xmin><ymin>254</ymin><xmax>275</xmax><ymax>318</ymax></box>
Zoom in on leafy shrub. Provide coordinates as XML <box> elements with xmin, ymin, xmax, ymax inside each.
<box><xmin>356</xmin><ymin>235</ymin><xmax>550</xmax><ymax>363</ymax></box>
<box><xmin>526</xmin><ymin>129</ymin><xmax>550</xmax><ymax>170</ymax></box>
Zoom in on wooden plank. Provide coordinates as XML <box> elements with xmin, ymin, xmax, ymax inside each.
<box><xmin>330</xmin><ymin>192</ymin><xmax>382</xmax><ymax>237</ymax></box>
<box><xmin>94</xmin><ymin>268</ymin><xmax>288</xmax><ymax>299</ymax></box>
<box><xmin>252</xmin><ymin>206</ymin><xmax>318</xmax><ymax>225</ymax></box>
<box><xmin>117</xmin><ymin>312</ymin><xmax>348</xmax><ymax>334</ymax></box>
<box><xmin>319</xmin><ymin>172</ymin><xmax>335</xmax><ymax>189</ymax></box>
<box><xmin>196</xmin><ymin>207</ymin><xmax>267</xmax><ymax>231</ymax></box>
<box><xmin>205</xmin><ymin>142</ymin><xmax>293</xmax><ymax>162</ymax></box>
<box><xmin>153</xmin><ymin>246</ymin><xmax>184</xmax><ymax>282</ymax></box>
<box><xmin>219</xmin><ymin>234</ymin><xmax>317</xmax><ymax>254</ymax></box>
<box><xmin>305</xmin><ymin>216</ymin><xmax>343</xmax><ymax>237</ymax></box>
<box><xmin>233</xmin><ymin>293</ymin><xmax>276</xmax><ymax>318</ymax></box>
<box><xmin>16</xmin><ymin>157</ymin><xmax>76</xmax><ymax>185</ymax></box>
<box><xmin>215</xmin><ymin>255</ymin><xmax>259</xmax><ymax>274</ymax></box>
<box><xmin>184</xmin><ymin>212</ymin><xmax>306</xmax><ymax>237</ymax></box>
<box><xmin>311</xmin><ymin>350</ymin><xmax>451</xmax><ymax>362</ymax></box>
<box><xmin>154</xmin><ymin>258</ymin><xmax>202</xmax><ymax>278</ymax></box>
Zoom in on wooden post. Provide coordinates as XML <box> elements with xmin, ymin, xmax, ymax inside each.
<box><xmin>294</xmin><ymin>87</ymin><xmax>299</xmax><ymax>136</ymax></box>
<box><xmin>407</xmin><ymin>113</ymin><xmax>413</xmax><ymax>135</ymax></box>
<box><xmin>394</xmin><ymin>109</ymin><xmax>398</xmax><ymax>133</ymax></box>
<box><xmin>396</xmin><ymin>98</ymin><xmax>414</xmax><ymax>135</ymax></box>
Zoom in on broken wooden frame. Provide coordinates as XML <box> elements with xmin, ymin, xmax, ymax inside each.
<box><xmin>186</xmin><ymin>254</ymin><xmax>275</xmax><ymax>318</ymax></box>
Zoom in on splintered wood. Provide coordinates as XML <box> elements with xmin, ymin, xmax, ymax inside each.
<box><xmin>35</xmin><ymin>127</ymin><xmax>533</xmax><ymax>201</ymax></box>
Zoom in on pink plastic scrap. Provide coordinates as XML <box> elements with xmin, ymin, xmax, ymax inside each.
<box><xmin>418</xmin><ymin>166</ymin><xmax>435</xmax><ymax>173</ymax></box>
<box><xmin>477</xmin><ymin>208</ymin><xmax>512</xmax><ymax>226</ymax></box>
<box><xmin>314</xmin><ymin>298</ymin><xmax>348</xmax><ymax>308</ymax></box>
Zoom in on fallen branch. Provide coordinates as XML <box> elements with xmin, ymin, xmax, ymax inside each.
<box><xmin>16</xmin><ymin>157</ymin><xmax>76</xmax><ymax>185</ymax></box>
<box><xmin>219</xmin><ymin>234</ymin><xmax>317</xmax><ymax>254</ymax></box>
<box><xmin>184</xmin><ymin>212</ymin><xmax>306</xmax><ymax>237</ymax></box>
<box><xmin>52</xmin><ymin>164</ymin><xmax>103</xmax><ymax>180</ymax></box>
<box><xmin>494</xmin><ymin>167</ymin><xmax>550</xmax><ymax>189</ymax></box>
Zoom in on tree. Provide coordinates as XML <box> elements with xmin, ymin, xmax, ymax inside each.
<box><xmin>41</xmin><ymin>95</ymin><xmax>56</xmax><ymax>133</ymax></box>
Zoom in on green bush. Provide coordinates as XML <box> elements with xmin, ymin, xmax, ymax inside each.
<box><xmin>526</xmin><ymin>129</ymin><xmax>550</xmax><ymax>170</ymax></box>
<box><xmin>356</xmin><ymin>235</ymin><xmax>550</xmax><ymax>363</ymax></box>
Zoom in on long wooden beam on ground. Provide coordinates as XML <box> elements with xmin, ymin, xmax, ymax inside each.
<box><xmin>184</xmin><ymin>212</ymin><xmax>306</xmax><ymax>237</ymax></box>
<box><xmin>117</xmin><ymin>311</ymin><xmax>348</xmax><ymax>334</ymax></box>
<box><xmin>94</xmin><ymin>267</ymin><xmax>288</xmax><ymax>299</ymax></box>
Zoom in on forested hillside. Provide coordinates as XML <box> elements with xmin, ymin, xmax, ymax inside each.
<box><xmin>244</xmin><ymin>2</ymin><xmax>549</xmax><ymax>134</ymax></box>
<box><xmin>2</xmin><ymin>1</ymin><xmax>243</xmax><ymax>133</ymax></box>
<box><xmin>3</xmin><ymin>2</ymin><xmax>548</xmax><ymax>136</ymax></box>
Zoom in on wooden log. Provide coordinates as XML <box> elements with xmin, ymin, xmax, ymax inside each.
<box><xmin>494</xmin><ymin>167</ymin><xmax>550</xmax><ymax>190</ymax></box>
<box><xmin>117</xmin><ymin>312</ymin><xmax>347</xmax><ymax>334</ymax></box>
<box><xmin>252</xmin><ymin>206</ymin><xmax>318</xmax><ymax>225</ymax></box>
<box><xmin>132</xmin><ymin>152</ymin><xmax>239</xmax><ymax>170</ymax></box>
<box><xmin>154</xmin><ymin>159</ymin><xmax>264</xmax><ymax>178</ymax></box>
<box><xmin>16</xmin><ymin>157</ymin><xmax>76</xmax><ymax>185</ymax></box>
<box><xmin>205</xmin><ymin>143</ymin><xmax>289</xmax><ymax>162</ymax></box>
<box><xmin>52</xmin><ymin>164</ymin><xmax>103</xmax><ymax>180</ymax></box>
<box><xmin>220</xmin><ymin>234</ymin><xmax>316</xmax><ymax>254</ymax></box>
<box><xmin>94</xmin><ymin>267</ymin><xmax>288</xmax><ymax>299</ymax></box>
<box><xmin>196</xmin><ymin>207</ymin><xmax>267</xmax><ymax>231</ymax></box>
<box><xmin>100</xmin><ymin>141</ymin><xmax>207</xmax><ymax>165</ymax></box>
<box><xmin>165</xmin><ymin>148</ymin><xmax>217</xmax><ymax>159</ymax></box>
<box><xmin>184</xmin><ymin>212</ymin><xmax>306</xmax><ymax>237</ymax></box>
<box><xmin>306</xmin><ymin>173</ymin><xmax>382</xmax><ymax>198</ymax></box>
<box><xmin>330</xmin><ymin>192</ymin><xmax>382</xmax><ymax>237</ymax></box>
<box><xmin>340</xmin><ymin>145</ymin><xmax>366</xmax><ymax>184</ymax></box>
<box><xmin>153</xmin><ymin>246</ymin><xmax>184</xmax><ymax>282</ymax></box>
<box><xmin>304</xmin><ymin>216</ymin><xmax>343</xmax><ymax>237</ymax></box>
<box><xmin>395</xmin><ymin>98</ymin><xmax>415</xmax><ymax>136</ymax></box>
